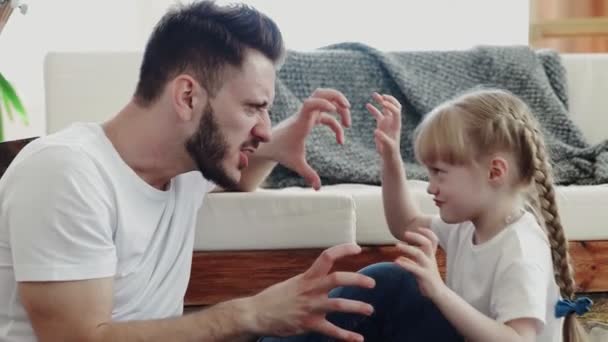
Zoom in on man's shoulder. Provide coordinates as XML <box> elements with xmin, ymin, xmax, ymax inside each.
<box><xmin>1</xmin><ymin>124</ymin><xmax>110</xmax><ymax>195</ymax></box>
<box><xmin>14</xmin><ymin>123</ymin><xmax>106</xmax><ymax>170</ymax></box>
<box><xmin>11</xmin><ymin>141</ymin><xmax>96</xmax><ymax>178</ymax></box>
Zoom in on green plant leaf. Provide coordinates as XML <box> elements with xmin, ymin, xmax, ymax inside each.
<box><xmin>0</xmin><ymin>71</ymin><xmax>27</xmax><ymax>124</ymax></box>
<box><xmin>7</xmin><ymin>91</ymin><xmax>27</xmax><ymax>124</ymax></box>
<box><xmin>0</xmin><ymin>106</ymin><xmax>3</xmax><ymax>142</ymax></box>
<box><xmin>4</xmin><ymin>86</ymin><xmax>27</xmax><ymax>124</ymax></box>
<box><xmin>0</xmin><ymin>74</ymin><xmax>14</xmax><ymax>122</ymax></box>
<box><xmin>1</xmin><ymin>89</ymin><xmax>14</xmax><ymax>122</ymax></box>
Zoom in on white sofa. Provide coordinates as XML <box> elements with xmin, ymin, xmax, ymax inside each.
<box><xmin>44</xmin><ymin>52</ymin><xmax>608</xmax><ymax>253</ymax></box>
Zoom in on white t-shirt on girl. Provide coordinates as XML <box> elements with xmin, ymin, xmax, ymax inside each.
<box><xmin>431</xmin><ymin>211</ymin><xmax>563</xmax><ymax>342</ymax></box>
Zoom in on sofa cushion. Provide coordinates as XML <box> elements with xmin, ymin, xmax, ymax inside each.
<box><xmin>194</xmin><ymin>189</ymin><xmax>356</xmax><ymax>250</ymax></box>
<box><xmin>335</xmin><ymin>183</ymin><xmax>608</xmax><ymax>243</ymax></box>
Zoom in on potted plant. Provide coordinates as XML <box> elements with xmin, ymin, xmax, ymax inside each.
<box><xmin>0</xmin><ymin>0</ymin><xmax>28</xmax><ymax>141</ymax></box>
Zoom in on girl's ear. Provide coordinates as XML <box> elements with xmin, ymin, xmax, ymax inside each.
<box><xmin>488</xmin><ymin>156</ymin><xmax>508</xmax><ymax>184</ymax></box>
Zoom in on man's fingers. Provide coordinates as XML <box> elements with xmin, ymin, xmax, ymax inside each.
<box><xmin>305</xmin><ymin>244</ymin><xmax>362</xmax><ymax>278</ymax></box>
<box><xmin>334</xmin><ymin>101</ymin><xmax>351</xmax><ymax>128</ymax></box>
<box><xmin>317</xmin><ymin>271</ymin><xmax>375</xmax><ymax>293</ymax></box>
<box><xmin>310</xmin><ymin>88</ymin><xmax>352</xmax><ymax>127</ymax></box>
<box><xmin>293</xmin><ymin>158</ymin><xmax>321</xmax><ymax>191</ymax></box>
<box><xmin>318</xmin><ymin>114</ymin><xmax>345</xmax><ymax>145</ymax></box>
<box><xmin>301</xmin><ymin>98</ymin><xmax>337</xmax><ymax>119</ymax></box>
<box><xmin>301</xmin><ymin>97</ymin><xmax>350</xmax><ymax>129</ymax></box>
<box><xmin>319</xmin><ymin>298</ymin><xmax>374</xmax><ymax>316</ymax></box>
<box><xmin>315</xmin><ymin>320</ymin><xmax>364</xmax><ymax>342</ymax></box>
<box><xmin>311</xmin><ymin>88</ymin><xmax>351</xmax><ymax>109</ymax></box>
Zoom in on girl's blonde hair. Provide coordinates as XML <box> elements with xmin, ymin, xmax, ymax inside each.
<box><xmin>414</xmin><ymin>88</ymin><xmax>586</xmax><ymax>341</ymax></box>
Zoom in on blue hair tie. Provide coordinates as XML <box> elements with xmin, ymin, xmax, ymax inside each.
<box><xmin>555</xmin><ymin>297</ymin><xmax>593</xmax><ymax>318</ymax></box>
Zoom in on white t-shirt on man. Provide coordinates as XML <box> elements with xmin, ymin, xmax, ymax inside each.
<box><xmin>0</xmin><ymin>123</ymin><xmax>214</xmax><ymax>341</ymax></box>
<box><xmin>431</xmin><ymin>211</ymin><xmax>563</xmax><ymax>342</ymax></box>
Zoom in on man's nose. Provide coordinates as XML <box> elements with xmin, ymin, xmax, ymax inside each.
<box><xmin>251</xmin><ymin>111</ymin><xmax>271</xmax><ymax>143</ymax></box>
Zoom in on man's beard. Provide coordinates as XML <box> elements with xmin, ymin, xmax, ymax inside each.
<box><xmin>185</xmin><ymin>103</ymin><xmax>240</xmax><ymax>190</ymax></box>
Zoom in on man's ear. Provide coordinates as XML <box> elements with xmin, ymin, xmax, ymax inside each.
<box><xmin>172</xmin><ymin>75</ymin><xmax>208</xmax><ymax>122</ymax></box>
<box><xmin>488</xmin><ymin>156</ymin><xmax>508</xmax><ymax>184</ymax></box>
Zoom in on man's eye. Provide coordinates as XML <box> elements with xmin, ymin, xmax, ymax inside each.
<box><xmin>249</xmin><ymin>106</ymin><xmax>265</xmax><ymax>112</ymax></box>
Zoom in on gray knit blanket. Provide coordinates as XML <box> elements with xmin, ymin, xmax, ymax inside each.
<box><xmin>266</xmin><ymin>43</ymin><xmax>608</xmax><ymax>188</ymax></box>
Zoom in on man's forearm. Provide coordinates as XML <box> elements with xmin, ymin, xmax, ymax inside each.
<box><xmin>94</xmin><ymin>298</ymin><xmax>257</xmax><ymax>342</ymax></box>
<box><xmin>237</xmin><ymin>151</ymin><xmax>277</xmax><ymax>192</ymax></box>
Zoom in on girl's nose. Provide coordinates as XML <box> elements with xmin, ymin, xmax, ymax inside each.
<box><xmin>427</xmin><ymin>181</ymin><xmax>438</xmax><ymax>196</ymax></box>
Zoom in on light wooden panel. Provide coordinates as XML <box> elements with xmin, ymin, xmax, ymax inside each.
<box><xmin>530</xmin><ymin>0</ymin><xmax>608</xmax><ymax>52</ymax></box>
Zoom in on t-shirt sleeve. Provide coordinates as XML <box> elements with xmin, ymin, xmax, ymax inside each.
<box><xmin>490</xmin><ymin>260</ymin><xmax>547</xmax><ymax>328</ymax></box>
<box><xmin>430</xmin><ymin>215</ymin><xmax>457</xmax><ymax>252</ymax></box>
<box><xmin>6</xmin><ymin>146</ymin><xmax>117</xmax><ymax>282</ymax></box>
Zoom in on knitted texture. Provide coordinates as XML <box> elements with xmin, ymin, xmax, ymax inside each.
<box><xmin>266</xmin><ymin>43</ymin><xmax>608</xmax><ymax>188</ymax></box>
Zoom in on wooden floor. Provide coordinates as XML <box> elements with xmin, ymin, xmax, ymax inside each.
<box><xmin>185</xmin><ymin>241</ymin><xmax>608</xmax><ymax>306</ymax></box>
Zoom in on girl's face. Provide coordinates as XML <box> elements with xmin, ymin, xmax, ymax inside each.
<box><xmin>425</xmin><ymin>160</ymin><xmax>493</xmax><ymax>224</ymax></box>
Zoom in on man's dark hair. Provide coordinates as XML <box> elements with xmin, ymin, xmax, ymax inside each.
<box><xmin>134</xmin><ymin>0</ymin><xmax>285</xmax><ymax>106</ymax></box>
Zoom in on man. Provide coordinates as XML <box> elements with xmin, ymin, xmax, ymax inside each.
<box><xmin>0</xmin><ymin>2</ymin><xmax>464</xmax><ymax>342</ymax></box>
<box><xmin>0</xmin><ymin>1</ymin><xmax>375</xmax><ymax>341</ymax></box>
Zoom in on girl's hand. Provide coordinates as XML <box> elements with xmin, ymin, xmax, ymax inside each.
<box><xmin>394</xmin><ymin>228</ymin><xmax>447</xmax><ymax>302</ymax></box>
<box><xmin>366</xmin><ymin>92</ymin><xmax>402</xmax><ymax>159</ymax></box>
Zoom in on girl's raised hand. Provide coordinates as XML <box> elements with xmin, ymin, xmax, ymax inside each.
<box><xmin>366</xmin><ymin>92</ymin><xmax>403</xmax><ymax>158</ymax></box>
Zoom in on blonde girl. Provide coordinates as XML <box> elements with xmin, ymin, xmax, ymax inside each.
<box><xmin>368</xmin><ymin>88</ymin><xmax>591</xmax><ymax>342</ymax></box>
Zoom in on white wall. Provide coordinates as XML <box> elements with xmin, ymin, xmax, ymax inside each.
<box><xmin>0</xmin><ymin>0</ymin><xmax>528</xmax><ymax>141</ymax></box>
<box><xmin>0</xmin><ymin>0</ymin><xmax>144</xmax><ymax>141</ymax></box>
<box><xmin>220</xmin><ymin>0</ymin><xmax>529</xmax><ymax>51</ymax></box>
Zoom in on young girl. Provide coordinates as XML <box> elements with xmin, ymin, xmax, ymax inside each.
<box><xmin>367</xmin><ymin>89</ymin><xmax>591</xmax><ymax>342</ymax></box>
